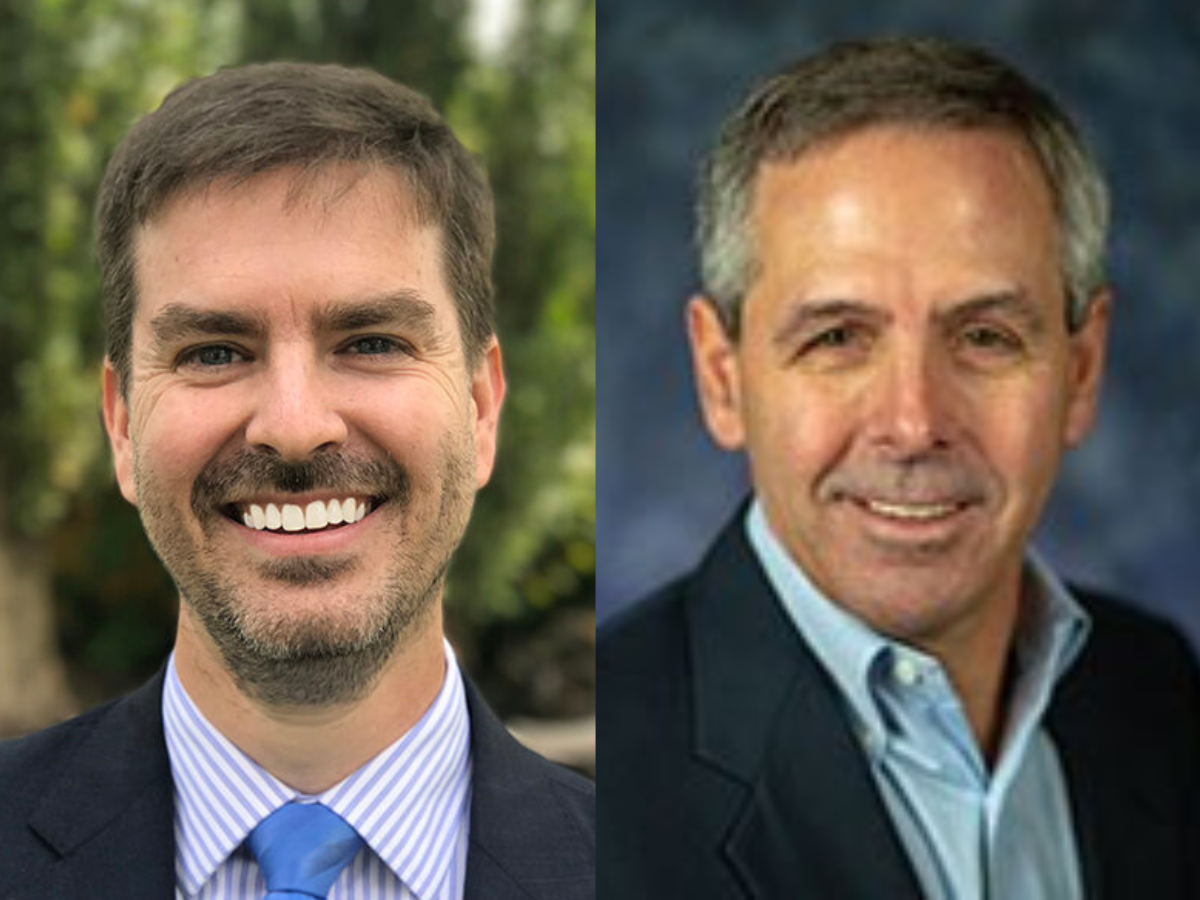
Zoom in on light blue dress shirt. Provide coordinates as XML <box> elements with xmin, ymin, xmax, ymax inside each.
<box><xmin>746</xmin><ymin>501</ymin><xmax>1089</xmax><ymax>900</ymax></box>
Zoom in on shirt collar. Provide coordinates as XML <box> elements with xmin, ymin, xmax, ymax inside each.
<box><xmin>164</xmin><ymin>639</ymin><xmax>472</xmax><ymax>900</ymax></box>
<box><xmin>744</xmin><ymin>499</ymin><xmax>1090</xmax><ymax>762</ymax></box>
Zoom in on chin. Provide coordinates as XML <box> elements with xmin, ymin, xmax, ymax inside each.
<box><xmin>829</xmin><ymin>570</ymin><xmax>983</xmax><ymax>643</ymax></box>
<box><xmin>235</xmin><ymin>598</ymin><xmax>395</xmax><ymax>655</ymax></box>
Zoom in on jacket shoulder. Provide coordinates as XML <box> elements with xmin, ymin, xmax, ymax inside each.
<box><xmin>0</xmin><ymin>700</ymin><xmax>121</xmax><ymax>819</ymax></box>
<box><xmin>598</xmin><ymin>574</ymin><xmax>696</xmax><ymax>741</ymax></box>
<box><xmin>1070</xmin><ymin>586</ymin><xmax>1199</xmax><ymax>683</ymax></box>
<box><xmin>1059</xmin><ymin>585</ymin><xmax>1200</xmax><ymax>725</ymax></box>
<box><xmin>0</xmin><ymin>699</ymin><xmax>128</xmax><ymax>895</ymax></box>
<box><xmin>599</xmin><ymin>576</ymin><xmax>691</xmax><ymax>667</ymax></box>
<box><xmin>520</xmin><ymin>745</ymin><xmax>595</xmax><ymax>832</ymax></box>
<box><xmin>1052</xmin><ymin>587</ymin><xmax>1200</xmax><ymax>897</ymax></box>
<box><xmin>463</xmin><ymin>677</ymin><xmax>594</xmax><ymax>899</ymax></box>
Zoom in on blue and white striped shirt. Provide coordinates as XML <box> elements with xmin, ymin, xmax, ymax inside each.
<box><xmin>162</xmin><ymin>641</ymin><xmax>472</xmax><ymax>900</ymax></box>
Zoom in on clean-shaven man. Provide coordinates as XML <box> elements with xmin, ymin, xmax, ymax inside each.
<box><xmin>0</xmin><ymin>62</ymin><xmax>593</xmax><ymax>900</ymax></box>
<box><xmin>600</xmin><ymin>37</ymin><xmax>1200</xmax><ymax>899</ymax></box>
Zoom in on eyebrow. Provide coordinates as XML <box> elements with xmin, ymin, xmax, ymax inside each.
<box><xmin>147</xmin><ymin>290</ymin><xmax>443</xmax><ymax>349</ymax></box>
<box><xmin>149</xmin><ymin>305</ymin><xmax>267</xmax><ymax>348</ymax></box>
<box><xmin>770</xmin><ymin>290</ymin><xmax>1049</xmax><ymax>351</ymax></box>
<box><xmin>938</xmin><ymin>291</ymin><xmax>1048</xmax><ymax>335</ymax></box>
<box><xmin>313</xmin><ymin>290</ymin><xmax>440</xmax><ymax>339</ymax></box>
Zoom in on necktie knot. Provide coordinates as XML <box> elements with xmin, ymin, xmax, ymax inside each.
<box><xmin>248</xmin><ymin>802</ymin><xmax>364</xmax><ymax>899</ymax></box>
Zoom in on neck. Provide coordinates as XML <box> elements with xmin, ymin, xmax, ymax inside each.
<box><xmin>173</xmin><ymin>604</ymin><xmax>447</xmax><ymax>794</ymax></box>
<box><xmin>919</xmin><ymin>578</ymin><xmax>1023</xmax><ymax>767</ymax></box>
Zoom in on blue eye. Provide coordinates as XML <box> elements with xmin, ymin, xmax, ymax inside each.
<box><xmin>179</xmin><ymin>345</ymin><xmax>245</xmax><ymax>368</ymax></box>
<box><xmin>345</xmin><ymin>336</ymin><xmax>411</xmax><ymax>356</ymax></box>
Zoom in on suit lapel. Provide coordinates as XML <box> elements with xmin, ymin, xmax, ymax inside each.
<box><xmin>685</xmin><ymin>519</ymin><xmax>922</xmax><ymax>900</ymax></box>
<box><xmin>1047</xmin><ymin>615</ymin><xmax>1177</xmax><ymax>900</ymax></box>
<box><xmin>7</xmin><ymin>672</ymin><xmax>174</xmax><ymax>900</ymax></box>
<box><xmin>1046</xmin><ymin>584</ymin><xmax>1200</xmax><ymax>900</ymax></box>
<box><xmin>462</xmin><ymin>679</ymin><xmax>593</xmax><ymax>900</ymax></box>
<box><xmin>1047</xmin><ymin>673</ymin><xmax>1101</xmax><ymax>899</ymax></box>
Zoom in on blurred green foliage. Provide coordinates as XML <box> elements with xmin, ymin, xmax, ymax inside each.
<box><xmin>0</xmin><ymin>0</ymin><xmax>595</xmax><ymax>699</ymax></box>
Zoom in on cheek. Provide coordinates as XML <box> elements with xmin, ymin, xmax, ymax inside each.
<box><xmin>968</xmin><ymin>380</ymin><xmax>1071</xmax><ymax>501</ymax></box>
<box><xmin>349</xmin><ymin>388</ymin><xmax>470</xmax><ymax>470</ymax></box>
<box><xmin>741</xmin><ymin>375</ymin><xmax>851</xmax><ymax>490</ymax></box>
<box><xmin>131</xmin><ymin>391</ymin><xmax>246</xmax><ymax>491</ymax></box>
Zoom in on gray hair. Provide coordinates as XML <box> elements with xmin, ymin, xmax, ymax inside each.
<box><xmin>697</xmin><ymin>37</ymin><xmax>1110</xmax><ymax>336</ymax></box>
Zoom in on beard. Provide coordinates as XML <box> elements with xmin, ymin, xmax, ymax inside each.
<box><xmin>133</xmin><ymin>433</ymin><xmax>476</xmax><ymax>708</ymax></box>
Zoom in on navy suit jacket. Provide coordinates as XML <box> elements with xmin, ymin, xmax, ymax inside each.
<box><xmin>0</xmin><ymin>668</ymin><xmax>594</xmax><ymax>899</ymax></box>
<box><xmin>598</xmin><ymin>514</ymin><xmax>1200</xmax><ymax>899</ymax></box>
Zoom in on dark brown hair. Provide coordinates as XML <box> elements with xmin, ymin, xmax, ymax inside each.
<box><xmin>96</xmin><ymin>61</ymin><xmax>495</xmax><ymax>392</ymax></box>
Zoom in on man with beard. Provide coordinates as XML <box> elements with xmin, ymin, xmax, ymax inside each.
<box><xmin>599</xmin><ymin>38</ymin><xmax>1200</xmax><ymax>899</ymax></box>
<box><xmin>0</xmin><ymin>63</ymin><xmax>593</xmax><ymax>900</ymax></box>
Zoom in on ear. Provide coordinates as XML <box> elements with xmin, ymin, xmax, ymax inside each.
<box><xmin>686</xmin><ymin>295</ymin><xmax>746</xmax><ymax>450</ymax></box>
<box><xmin>1063</xmin><ymin>291</ymin><xmax>1110</xmax><ymax>448</ymax></box>
<box><xmin>102</xmin><ymin>359</ymin><xmax>138</xmax><ymax>505</ymax></box>
<box><xmin>470</xmin><ymin>337</ymin><xmax>506</xmax><ymax>487</ymax></box>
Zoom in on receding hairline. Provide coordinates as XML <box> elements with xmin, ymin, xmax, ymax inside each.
<box><xmin>747</xmin><ymin>120</ymin><xmax>1061</xmax><ymax>229</ymax></box>
<box><xmin>729</xmin><ymin>120</ymin><xmax>1074</xmax><ymax>323</ymax></box>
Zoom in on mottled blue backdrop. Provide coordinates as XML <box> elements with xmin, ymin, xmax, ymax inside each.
<box><xmin>596</xmin><ymin>0</ymin><xmax>1200</xmax><ymax>654</ymax></box>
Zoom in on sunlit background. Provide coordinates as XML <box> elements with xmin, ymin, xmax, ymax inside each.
<box><xmin>0</xmin><ymin>0</ymin><xmax>595</xmax><ymax>770</ymax></box>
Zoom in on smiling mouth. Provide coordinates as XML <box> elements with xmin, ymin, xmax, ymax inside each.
<box><xmin>222</xmin><ymin>496</ymin><xmax>383</xmax><ymax>534</ymax></box>
<box><xmin>860</xmin><ymin>499</ymin><xmax>963</xmax><ymax>522</ymax></box>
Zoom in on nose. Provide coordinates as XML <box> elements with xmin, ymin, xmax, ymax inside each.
<box><xmin>243</xmin><ymin>351</ymin><xmax>348</xmax><ymax>460</ymax></box>
<box><xmin>865</xmin><ymin>343</ymin><xmax>954</xmax><ymax>458</ymax></box>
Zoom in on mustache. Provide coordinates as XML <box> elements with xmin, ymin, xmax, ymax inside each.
<box><xmin>822</xmin><ymin>456</ymin><xmax>989</xmax><ymax>504</ymax></box>
<box><xmin>192</xmin><ymin>450</ymin><xmax>410</xmax><ymax>516</ymax></box>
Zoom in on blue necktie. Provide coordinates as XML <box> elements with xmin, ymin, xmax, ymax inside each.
<box><xmin>248</xmin><ymin>802</ymin><xmax>365</xmax><ymax>899</ymax></box>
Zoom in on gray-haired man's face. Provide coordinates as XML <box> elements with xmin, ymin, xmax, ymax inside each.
<box><xmin>688</xmin><ymin>125</ymin><xmax>1107</xmax><ymax>655</ymax></box>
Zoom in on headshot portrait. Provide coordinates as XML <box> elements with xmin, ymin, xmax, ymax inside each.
<box><xmin>597</xmin><ymin>1</ymin><xmax>1200</xmax><ymax>649</ymax></box>
<box><xmin>598</xmin><ymin>18</ymin><xmax>1200</xmax><ymax>900</ymax></box>
<box><xmin>0</xmin><ymin>3</ymin><xmax>595</xmax><ymax>899</ymax></box>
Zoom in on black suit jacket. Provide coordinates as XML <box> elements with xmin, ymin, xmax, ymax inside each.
<box><xmin>598</xmin><ymin>514</ymin><xmax>1200</xmax><ymax>899</ymax></box>
<box><xmin>0</xmin><ymin>668</ymin><xmax>594</xmax><ymax>899</ymax></box>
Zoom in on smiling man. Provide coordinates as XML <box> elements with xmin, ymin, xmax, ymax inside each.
<box><xmin>599</xmin><ymin>38</ymin><xmax>1200</xmax><ymax>899</ymax></box>
<box><xmin>0</xmin><ymin>63</ymin><xmax>593</xmax><ymax>900</ymax></box>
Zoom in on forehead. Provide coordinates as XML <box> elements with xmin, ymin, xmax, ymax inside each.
<box><xmin>746</xmin><ymin>126</ymin><xmax>1060</xmax><ymax>304</ymax></box>
<box><xmin>130</xmin><ymin>165</ymin><xmax>454</xmax><ymax>336</ymax></box>
<box><xmin>754</xmin><ymin>125</ymin><xmax>1055</xmax><ymax>239</ymax></box>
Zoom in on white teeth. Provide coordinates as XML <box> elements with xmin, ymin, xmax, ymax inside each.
<box><xmin>305</xmin><ymin>501</ymin><xmax>328</xmax><ymax>530</ymax></box>
<box><xmin>239</xmin><ymin>497</ymin><xmax>371</xmax><ymax>532</ymax></box>
<box><xmin>281</xmin><ymin>504</ymin><xmax>305</xmax><ymax>532</ymax></box>
<box><xmin>867</xmin><ymin>500</ymin><xmax>956</xmax><ymax>521</ymax></box>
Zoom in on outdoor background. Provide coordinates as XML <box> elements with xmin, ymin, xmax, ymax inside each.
<box><xmin>597</xmin><ymin>0</ymin><xmax>1200</xmax><ymax>658</ymax></box>
<box><xmin>0</xmin><ymin>0</ymin><xmax>595</xmax><ymax>767</ymax></box>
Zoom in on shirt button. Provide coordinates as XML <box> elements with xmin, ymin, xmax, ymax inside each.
<box><xmin>893</xmin><ymin>656</ymin><xmax>921</xmax><ymax>686</ymax></box>
<box><xmin>860</xmin><ymin>729</ymin><xmax>884</xmax><ymax>757</ymax></box>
